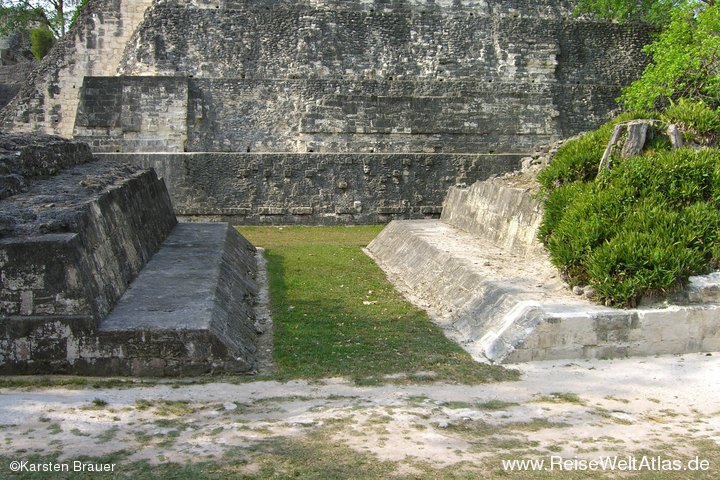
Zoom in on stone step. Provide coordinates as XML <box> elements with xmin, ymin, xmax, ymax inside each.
<box><xmin>97</xmin><ymin>222</ymin><xmax>259</xmax><ymax>375</ymax></box>
<box><xmin>367</xmin><ymin>193</ymin><xmax>720</xmax><ymax>363</ymax></box>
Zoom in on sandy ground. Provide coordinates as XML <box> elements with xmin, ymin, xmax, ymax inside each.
<box><xmin>0</xmin><ymin>353</ymin><xmax>718</xmax><ymax>476</ymax></box>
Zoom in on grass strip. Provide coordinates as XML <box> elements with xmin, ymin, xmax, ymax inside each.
<box><xmin>238</xmin><ymin>226</ymin><xmax>516</xmax><ymax>385</ymax></box>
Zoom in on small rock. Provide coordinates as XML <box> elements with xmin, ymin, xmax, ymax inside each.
<box><xmin>572</xmin><ymin>286</ymin><xmax>583</xmax><ymax>295</ymax></box>
<box><xmin>667</xmin><ymin>124</ymin><xmax>683</xmax><ymax>149</ymax></box>
<box><xmin>583</xmin><ymin>286</ymin><xmax>596</xmax><ymax>299</ymax></box>
<box><xmin>223</xmin><ymin>402</ymin><xmax>238</xmax><ymax>411</ymax></box>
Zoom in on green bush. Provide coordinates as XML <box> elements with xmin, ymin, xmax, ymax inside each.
<box><xmin>663</xmin><ymin>98</ymin><xmax>720</xmax><ymax>144</ymax></box>
<box><xmin>620</xmin><ymin>4</ymin><xmax>720</xmax><ymax>111</ymax></box>
<box><xmin>585</xmin><ymin>198</ymin><xmax>714</xmax><ymax>306</ymax></box>
<box><xmin>539</xmin><ymin>144</ymin><xmax>720</xmax><ymax>307</ymax></box>
<box><xmin>536</xmin><ymin>181</ymin><xmax>590</xmax><ymax>244</ymax></box>
<box><xmin>537</xmin><ymin>111</ymin><xmax>657</xmax><ymax>194</ymax></box>
<box><xmin>30</xmin><ymin>28</ymin><xmax>54</xmax><ymax>60</ymax></box>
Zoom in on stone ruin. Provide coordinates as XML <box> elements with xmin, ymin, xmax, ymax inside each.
<box><xmin>2</xmin><ymin>0</ymin><xmax>715</xmax><ymax>373</ymax></box>
<box><xmin>1</xmin><ymin>0</ymin><xmax>652</xmax><ymax>224</ymax></box>
<box><xmin>368</xmin><ymin>177</ymin><xmax>720</xmax><ymax>362</ymax></box>
<box><xmin>0</xmin><ymin>134</ymin><xmax>259</xmax><ymax>374</ymax></box>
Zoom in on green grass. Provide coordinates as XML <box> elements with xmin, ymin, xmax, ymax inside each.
<box><xmin>0</xmin><ymin>377</ymin><xmax>153</xmax><ymax>389</ymax></box>
<box><xmin>238</xmin><ymin>226</ymin><xmax>516</xmax><ymax>385</ymax></box>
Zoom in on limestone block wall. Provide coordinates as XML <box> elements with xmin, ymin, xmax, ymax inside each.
<box><xmin>0</xmin><ymin>0</ymin><xmax>155</xmax><ymax>136</ymax></box>
<box><xmin>0</xmin><ymin>135</ymin><xmax>177</xmax><ymax>322</ymax></box>
<box><xmin>74</xmin><ymin>76</ymin><xmax>189</xmax><ymax>152</ymax></box>
<box><xmin>441</xmin><ymin>180</ymin><xmax>544</xmax><ymax>256</ymax></box>
<box><xmin>117</xmin><ymin>0</ymin><xmax>649</xmax><ymax>91</ymax></box>
<box><xmin>0</xmin><ymin>134</ymin><xmax>265</xmax><ymax>375</ymax></box>
<box><xmin>95</xmin><ymin>152</ymin><xmax>522</xmax><ymax>224</ymax></box>
<box><xmin>65</xmin><ymin>0</ymin><xmax>651</xmax><ymax>154</ymax></box>
<box><xmin>185</xmin><ymin>79</ymin><xmax>562</xmax><ymax>153</ymax></box>
<box><xmin>120</xmin><ymin>0</ymin><xmax>572</xmax><ymax>81</ymax></box>
<box><xmin>3</xmin><ymin>0</ymin><xmax>651</xmax><ymax>150</ymax></box>
<box><xmin>75</xmin><ymin>77</ymin><xmax>563</xmax><ymax>153</ymax></box>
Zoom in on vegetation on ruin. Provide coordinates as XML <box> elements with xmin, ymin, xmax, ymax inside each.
<box><xmin>28</xmin><ymin>26</ymin><xmax>52</xmax><ymax>59</ymax></box>
<box><xmin>575</xmin><ymin>0</ymin><xmax>715</xmax><ymax>27</ymax></box>
<box><xmin>538</xmin><ymin>117</ymin><xmax>720</xmax><ymax>307</ymax></box>
<box><xmin>237</xmin><ymin>226</ymin><xmax>517</xmax><ymax>385</ymax></box>
<box><xmin>0</xmin><ymin>0</ymin><xmax>88</xmax><ymax>38</ymax></box>
<box><xmin>538</xmin><ymin>1</ymin><xmax>720</xmax><ymax>307</ymax></box>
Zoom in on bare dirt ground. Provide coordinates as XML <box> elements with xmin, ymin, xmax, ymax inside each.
<box><xmin>0</xmin><ymin>353</ymin><xmax>718</xmax><ymax>477</ymax></box>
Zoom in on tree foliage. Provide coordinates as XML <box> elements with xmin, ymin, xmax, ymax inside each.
<box><xmin>29</xmin><ymin>26</ymin><xmax>53</xmax><ymax>59</ymax></box>
<box><xmin>0</xmin><ymin>0</ymin><xmax>85</xmax><ymax>38</ymax></box>
<box><xmin>0</xmin><ymin>2</ymin><xmax>48</xmax><ymax>35</ymax></box>
<box><xmin>575</xmin><ymin>0</ymin><xmax>715</xmax><ymax>26</ymax></box>
<box><xmin>620</xmin><ymin>3</ymin><xmax>720</xmax><ymax>110</ymax></box>
<box><xmin>575</xmin><ymin>0</ymin><xmax>682</xmax><ymax>26</ymax></box>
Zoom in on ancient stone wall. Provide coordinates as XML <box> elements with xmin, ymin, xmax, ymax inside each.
<box><xmin>95</xmin><ymin>151</ymin><xmax>522</xmax><ymax>224</ymax></box>
<box><xmin>71</xmin><ymin>0</ymin><xmax>650</xmax><ymax>154</ymax></box>
<box><xmin>0</xmin><ymin>134</ymin><xmax>262</xmax><ymax>375</ymax></box>
<box><xmin>1</xmin><ymin>0</ymin><xmax>654</xmax><ymax>224</ymax></box>
<box><xmin>3</xmin><ymin>0</ymin><xmax>651</xmax><ymax>147</ymax></box>
<box><xmin>441</xmin><ymin>181</ymin><xmax>544</xmax><ymax>256</ymax></box>
<box><xmin>0</xmin><ymin>135</ymin><xmax>177</xmax><ymax>321</ymax></box>
<box><xmin>74</xmin><ymin>76</ymin><xmax>189</xmax><ymax>153</ymax></box>
<box><xmin>0</xmin><ymin>0</ymin><xmax>155</xmax><ymax>136</ymax></box>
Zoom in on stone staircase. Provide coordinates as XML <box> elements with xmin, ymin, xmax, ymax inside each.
<box><xmin>367</xmin><ymin>179</ymin><xmax>720</xmax><ymax>363</ymax></box>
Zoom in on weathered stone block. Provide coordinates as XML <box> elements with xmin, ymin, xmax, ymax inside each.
<box><xmin>368</xmin><ymin>179</ymin><xmax>720</xmax><ymax>364</ymax></box>
<box><xmin>0</xmin><ymin>134</ymin><xmax>259</xmax><ymax>376</ymax></box>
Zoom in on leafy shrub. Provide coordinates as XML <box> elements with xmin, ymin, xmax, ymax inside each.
<box><xmin>30</xmin><ymin>28</ymin><xmax>54</xmax><ymax>60</ymax></box>
<box><xmin>573</xmin><ymin>0</ymin><xmax>680</xmax><ymax>27</ymax></box>
<box><xmin>537</xmin><ymin>111</ymin><xmax>657</xmax><ymax>194</ymax></box>
<box><xmin>663</xmin><ymin>98</ymin><xmax>720</xmax><ymax>144</ymax></box>
<box><xmin>585</xmin><ymin>198</ymin><xmax>714</xmax><ymax>305</ymax></box>
<box><xmin>536</xmin><ymin>181</ymin><xmax>591</xmax><ymax>244</ymax></box>
<box><xmin>539</xmin><ymin>145</ymin><xmax>720</xmax><ymax>306</ymax></box>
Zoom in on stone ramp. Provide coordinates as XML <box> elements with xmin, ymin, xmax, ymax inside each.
<box><xmin>98</xmin><ymin>223</ymin><xmax>258</xmax><ymax>375</ymax></box>
<box><xmin>367</xmin><ymin>180</ymin><xmax>720</xmax><ymax>363</ymax></box>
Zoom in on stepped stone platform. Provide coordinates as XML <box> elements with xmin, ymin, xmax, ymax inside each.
<box><xmin>367</xmin><ymin>179</ymin><xmax>720</xmax><ymax>363</ymax></box>
<box><xmin>1</xmin><ymin>0</ymin><xmax>653</xmax><ymax>224</ymax></box>
<box><xmin>0</xmin><ymin>134</ymin><xmax>259</xmax><ymax>375</ymax></box>
<box><xmin>97</xmin><ymin>223</ymin><xmax>259</xmax><ymax>376</ymax></box>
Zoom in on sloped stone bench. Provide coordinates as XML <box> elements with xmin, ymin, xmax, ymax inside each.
<box><xmin>366</xmin><ymin>179</ymin><xmax>720</xmax><ymax>363</ymax></box>
<box><xmin>96</xmin><ymin>223</ymin><xmax>258</xmax><ymax>376</ymax></box>
<box><xmin>0</xmin><ymin>134</ymin><xmax>259</xmax><ymax>375</ymax></box>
